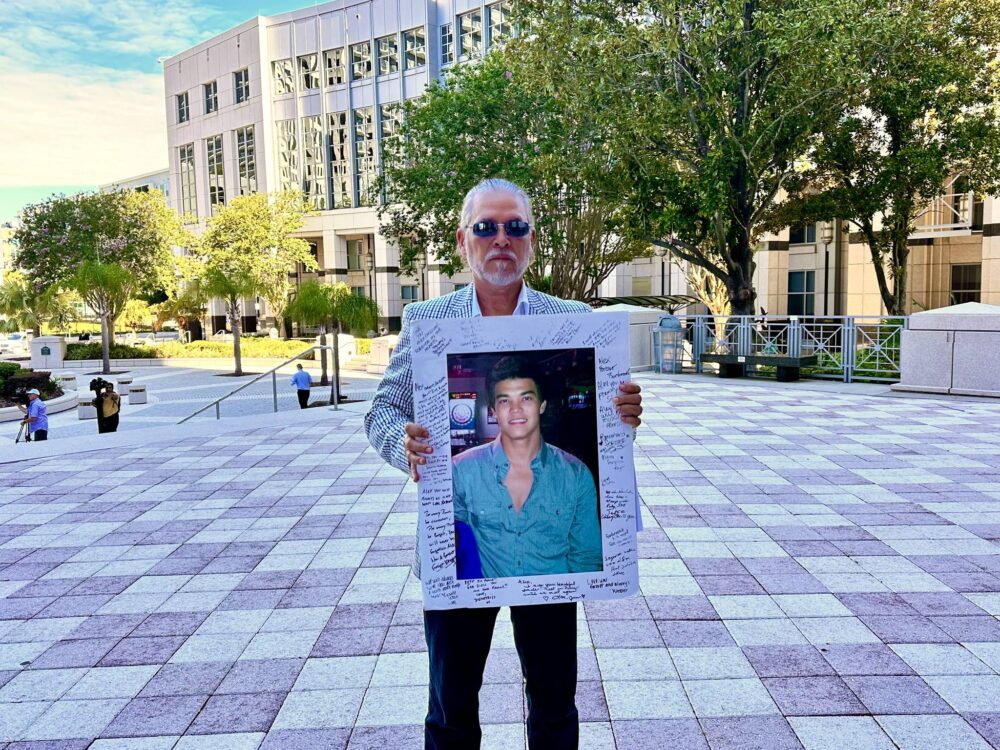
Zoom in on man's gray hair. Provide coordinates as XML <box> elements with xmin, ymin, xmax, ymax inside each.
<box><xmin>459</xmin><ymin>178</ymin><xmax>534</xmax><ymax>228</ymax></box>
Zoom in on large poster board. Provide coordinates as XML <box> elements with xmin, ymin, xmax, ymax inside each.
<box><xmin>412</xmin><ymin>312</ymin><xmax>639</xmax><ymax>609</ymax></box>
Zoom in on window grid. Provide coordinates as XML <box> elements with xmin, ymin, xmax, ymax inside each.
<box><xmin>377</xmin><ymin>35</ymin><xmax>399</xmax><ymax>76</ymax></box>
<box><xmin>403</xmin><ymin>27</ymin><xmax>427</xmax><ymax>69</ymax></box>
<box><xmin>787</xmin><ymin>271</ymin><xmax>815</xmax><ymax>316</ymax></box>
<box><xmin>347</xmin><ymin>239</ymin><xmax>363</xmax><ymax>270</ymax></box>
<box><xmin>206</xmin><ymin>134</ymin><xmax>225</xmax><ymax>215</ymax></box>
<box><xmin>353</xmin><ymin>107</ymin><xmax>376</xmax><ymax>206</ymax></box>
<box><xmin>302</xmin><ymin>115</ymin><xmax>327</xmax><ymax>210</ymax></box>
<box><xmin>401</xmin><ymin>285</ymin><xmax>418</xmax><ymax>301</ymax></box>
<box><xmin>789</xmin><ymin>223</ymin><xmax>817</xmax><ymax>245</ymax></box>
<box><xmin>204</xmin><ymin>81</ymin><xmax>218</xmax><ymax>114</ymax></box>
<box><xmin>329</xmin><ymin>111</ymin><xmax>353</xmax><ymax>208</ymax></box>
<box><xmin>351</xmin><ymin>286</ymin><xmax>367</xmax><ymax>297</ymax></box>
<box><xmin>299</xmin><ymin>54</ymin><xmax>320</xmax><ymax>90</ymax></box>
<box><xmin>351</xmin><ymin>42</ymin><xmax>372</xmax><ymax>81</ymax></box>
<box><xmin>951</xmin><ymin>263</ymin><xmax>982</xmax><ymax>304</ymax></box>
<box><xmin>459</xmin><ymin>11</ymin><xmax>483</xmax><ymax>60</ymax></box>
<box><xmin>272</xmin><ymin>59</ymin><xmax>294</xmax><ymax>95</ymax></box>
<box><xmin>324</xmin><ymin>48</ymin><xmax>346</xmax><ymax>86</ymax></box>
<box><xmin>487</xmin><ymin>2</ymin><xmax>514</xmax><ymax>47</ymax></box>
<box><xmin>176</xmin><ymin>92</ymin><xmax>189</xmax><ymax>123</ymax></box>
<box><xmin>441</xmin><ymin>24</ymin><xmax>454</xmax><ymax>65</ymax></box>
<box><xmin>234</xmin><ymin>69</ymin><xmax>250</xmax><ymax>103</ymax></box>
<box><xmin>235</xmin><ymin>126</ymin><xmax>257</xmax><ymax>196</ymax></box>
<box><xmin>276</xmin><ymin>119</ymin><xmax>299</xmax><ymax>192</ymax></box>
<box><xmin>179</xmin><ymin>143</ymin><xmax>197</xmax><ymax>219</ymax></box>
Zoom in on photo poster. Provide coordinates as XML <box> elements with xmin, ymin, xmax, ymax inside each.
<box><xmin>412</xmin><ymin>312</ymin><xmax>640</xmax><ymax>610</ymax></box>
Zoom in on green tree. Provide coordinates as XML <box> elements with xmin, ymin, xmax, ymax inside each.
<box><xmin>12</xmin><ymin>189</ymin><xmax>187</xmax><ymax>372</ymax></box>
<box><xmin>0</xmin><ymin>272</ymin><xmax>78</xmax><ymax>336</ymax></box>
<box><xmin>117</xmin><ymin>298</ymin><xmax>154</xmax><ymax>335</ymax></box>
<box><xmin>376</xmin><ymin>51</ymin><xmax>649</xmax><ymax>301</ymax></box>
<box><xmin>285</xmin><ymin>280</ymin><xmax>379</xmax><ymax>391</ymax></box>
<box><xmin>777</xmin><ymin>0</ymin><xmax>1000</xmax><ymax>315</ymax></box>
<box><xmin>153</xmin><ymin>285</ymin><xmax>207</xmax><ymax>334</ymax></box>
<box><xmin>195</xmin><ymin>191</ymin><xmax>317</xmax><ymax>375</ymax></box>
<box><xmin>518</xmin><ymin>0</ymin><xmax>872</xmax><ymax>314</ymax></box>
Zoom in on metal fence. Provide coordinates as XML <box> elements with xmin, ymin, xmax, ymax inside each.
<box><xmin>665</xmin><ymin>315</ymin><xmax>908</xmax><ymax>383</ymax></box>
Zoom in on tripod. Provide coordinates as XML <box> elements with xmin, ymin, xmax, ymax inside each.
<box><xmin>14</xmin><ymin>420</ymin><xmax>27</xmax><ymax>444</ymax></box>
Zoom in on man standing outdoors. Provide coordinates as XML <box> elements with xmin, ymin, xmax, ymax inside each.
<box><xmin>23</xmin><ymin>388</ymin><xmax>48</xmax><ymax>441</ymax></box>
<box><xmin>291</xmin><ymin>363</ymin><xmax>312</xmax><ymax>409</ymax></box>
<box><xmin>452</xmin><ymin>355</ymin><xmax>602</xmax><ymax>578</ymax></box>
<box><xmin>365</xmin><ymin>178</ymin><xmax>642</xmax><ymax>749</ymax></box>
<box><xmin>94</xmin><ymin>382</ymin><xmax>121</xmax><ymax>433</ymax></box>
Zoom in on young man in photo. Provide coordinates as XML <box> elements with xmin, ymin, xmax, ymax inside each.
<box><xmin>451</xmin><ymin>356</ymin><xmax>602</xmax><ymax>578</ymax></box>
<box><xmin>365</xmin><ymin>178</ymin><xmax>642</xmax><ymax>750</ymax></box>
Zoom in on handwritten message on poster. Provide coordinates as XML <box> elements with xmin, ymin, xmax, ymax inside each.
<box><xmin>412</xmin><ymin>313</ymin><xmax>639</xmax><ymax>610</ymax></box>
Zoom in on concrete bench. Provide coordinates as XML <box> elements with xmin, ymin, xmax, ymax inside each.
<box><xmin>116</xmin><ymin>377</ymin><xmax>133</xmax><ymax>395</ymax></box>
<box><xmin>701</xmin><ymin>353</ymin><xmax>819</xmax><ymax>382</ymax></box>
<box><xmin>128</xmin><ymin>384</ymin><xmax>147</xmax><ymax>405</ymax></box>
<box><xmin>77</xmin><ymin>397</ymin><xmax>97</xmax><ymax>420</ymax></box>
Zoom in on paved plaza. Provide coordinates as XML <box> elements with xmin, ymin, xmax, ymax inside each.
<box><xmin>1</xmin><ymin>375</ymin><xmax>1000</xmax><ymax>748</ymax></box>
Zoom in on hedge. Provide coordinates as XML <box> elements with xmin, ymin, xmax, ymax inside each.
<box><xmin>65</xmin><ymin>343</ymin><xmax>161</xmax><ymax>360</ymax></box>
<box><xmin>2</xmin><ymin>370</ymin><xmax>60</xmax><ymax>400</ymax></box>
<box><xmin>64</xmin><ymin>339</ymin><xmax>315</xmax><ymax>361</ymax></box>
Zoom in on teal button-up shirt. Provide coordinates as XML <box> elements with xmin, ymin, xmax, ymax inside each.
<box><xmin>452</xmin><ymin>437</ymin><xmax>602</xmax><ymax>578</ymax></box>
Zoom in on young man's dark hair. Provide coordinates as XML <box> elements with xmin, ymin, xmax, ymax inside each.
<box><xmin>486</xmin><ymin>356</ymin><xmax>543</xmax><ymax>405</ymax></box>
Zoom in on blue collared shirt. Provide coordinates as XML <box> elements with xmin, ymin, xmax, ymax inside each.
<box><xmin>291</xmin><ymin>370</ymin><xmax>312</xmax><ymax>390</ymax></box>
<box><xmin>27</xmin><ymin>398</ymin><xmax>47</xmax><ymax>433</ymax></box>
<box><xmin>451</xmin><ymin>437</ymin><xmax>603</xmax><ymax>578</ymax></box>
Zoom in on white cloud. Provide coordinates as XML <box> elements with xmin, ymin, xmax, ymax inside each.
<box><xmin>0</xmin><ymin>67</ymin><xmax>168</xmax><ymax>187</ymax></box>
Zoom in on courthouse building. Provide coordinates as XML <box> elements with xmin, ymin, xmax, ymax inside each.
<box><xmin>161</xmin><ymin>0</ymin><xmax>998</xmax><ymax>333</ymax></box>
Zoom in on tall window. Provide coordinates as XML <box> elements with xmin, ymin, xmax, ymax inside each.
<box><xmin>353</xmin><ymin>107</ymin><xmax>376</xmax><ymax>205</ymax></box>
<box><xmin>789</xmin><ymin>222</ymin><xmax>817</xmax><ymax>244</ymax></box>
<box><xmin>324</xmin><ymin>48</ymin><xmax>346</xmax><ymax>86</ymax></box>
<box><xmin>299</xmin><ymin>54</ymin><xmax>319</xmax><ymax>90</ymax></box>
<box><xmin>487</xmin><ymin>2</ymin><xmax>514</xmax><ymax>47</ymax></box>
<box><xmin>179</xmin><ymin>143</ymin><xmax>197</xmax><ymax>219</ymax></box>
<box><xmin>234</xmin><ymin>69</ymin><xmax>250</xmax><ymax>103</ymax></box>
<box><xmin>272</xmin><ymin>59</ymin><xmax>294</xmax><ymax>94</ymax></box>
<box><xmin>351</xmin><ymin>42</ymin><xmax>372</xmax><ymax>81</ymax></box>
<box><xmin>951</xmin><ymin>264</ymin><xmax>981</xmax><ymax>304</ymax></box>
<box><xmin>235</xmin><ymin>126</ymin><xmax>257</xmax><ymax>195</ymax></box>
<box><xmin>204</xmin><ymin>81</ymin><xmax>218</xmax><ymax>114</ymax></box>
<box><xmin>441</xmin><ymin>24</ymin><xmax>454</xmax><ymax>65</ymax></box>
<box><xmin>403</xmin><ymin>27</ymin><xmax>427</xmax><ymax>69</ymax></box>
<box><xmin>302</xmin><ymin>115</ymin><xmax>327</xmax><ymax>210</ymax></box>
<box><xmin>379</xmin><ymin>104</ymin><xmax>402</xmax><ymax>146</ymax></box>
<box><xmin>206</xmin><ymin>134</ymin><xmax>225</xmax><ymax>215</ymax></box>
<box><xmin>459</xmin><ymin>11</ymin><xmax>483</xmax><ymax>60</ymax></box>
<box><xmin>176</xmin><ymin>92</ymin><xmax>189</xmax><ymax>123</ymax></box>
<box><xmin>329</xmin><ymin>111</ymin><xmax>353</xmax><ymax>208</ymax></box>
<box><xmin>788</xmin><ymin>271</ymin><xmax>815</xmax><ymax>315</ymax></box>
<box><xmin>347</xmin><ymin>239</ymin><xmax>363</xmax><ymax>270</ymax></box>
<box><xmin>276</xmin><ymin>119</ymin><xmax>298</xmax><ymax>192</ymax></box>
<box><xmin>377</xmin><ymin>35</ymin><xmax>399</xmax><ymax>76</ymax></box>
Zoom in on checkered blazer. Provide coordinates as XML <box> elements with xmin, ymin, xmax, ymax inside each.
<box><xmin>364</xmin><ymin>283</ymin><xmax>590</xmax><ymax>474</ymax></box>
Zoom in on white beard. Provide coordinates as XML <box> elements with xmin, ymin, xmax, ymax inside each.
<box><xmin>467</xmin><ymin>248</ymin><xmax>532</xmax><ymax>287</ymax></box>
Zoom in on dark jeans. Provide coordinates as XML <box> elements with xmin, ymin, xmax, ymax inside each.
<box><xmin>424</xmin><ymin>602</ymin><xmax>578</xmax><ymax>750</ymax></box>
<box><xmin>297</xmin><ymin>389</ymin><xmax>310</xmax><ymax>409</ymax></box>
<box><xmin>98</xmin><ymin>413</ymin><xmax>119</xmax><ymax>433</ymax></box>
<box><xmin>30</xmin><ymin>429</ymin><xmax>47</xmax><ymax>441</ymax></box>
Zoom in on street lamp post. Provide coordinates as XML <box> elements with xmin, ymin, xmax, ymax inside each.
<box><xmin>414</xmin><ymin>251</ymin><xmax>427</xmax><ymax>300</ymax></box>
<box><xmin>655</xmin><ymin>246</ymin><xmax>671</xmax><ymax>297</ymax></box>
<box><xmin>820</xmin><ymin>222</ymin><xmax>834</xmax><ymax>316</ymax></box>
<box><xmin>365</xmin><ymin>251</ymin><xmax>374</xmax><ymax>299</ymax></box>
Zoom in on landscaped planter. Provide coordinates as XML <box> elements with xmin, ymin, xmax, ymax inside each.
<box><xmin>0</xmin><ymin>390</ymin><xmax>78</xmax><ymax>423</ymax></box>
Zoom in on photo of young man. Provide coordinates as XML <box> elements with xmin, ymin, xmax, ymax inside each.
<box><xmin>451</xmin><ymin>355</ymin><xmax>602</xmax><ymax>578</ymax></box>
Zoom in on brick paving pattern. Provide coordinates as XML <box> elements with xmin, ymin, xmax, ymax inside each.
<box><xmin>1</xmin><ymin>376</ymin><xmax>999</xmax><ymax>748</ymax></box>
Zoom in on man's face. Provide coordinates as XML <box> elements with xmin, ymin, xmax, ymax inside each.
<box><xmin>27</xmin><ymin>393</ymin><xmax>37</xmax><ymax>402</ymax></box>
<box><xmin>492</xmin><ymin>377</ymin><xmax>546</xmax><ymax>440</ymax></box>
<box><xmin>457</xmin><ymin>191</ymin><xmax>535</xmax><ymax>288</ymax></box>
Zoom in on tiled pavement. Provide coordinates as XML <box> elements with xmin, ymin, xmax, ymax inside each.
<box><xmin>1</xmin><ymin>376</ymin><xmax>1000</xmax><ymax>749</ymax></box>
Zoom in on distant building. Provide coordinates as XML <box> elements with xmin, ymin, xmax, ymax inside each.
<box><xmin>99</xmin><ymin>169</ymin><xmax>171</xmax><ymax>198</ymax></box>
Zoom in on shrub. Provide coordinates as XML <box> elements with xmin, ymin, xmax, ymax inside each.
<box><xmin>3</xmin><ymin>371</ymin><xmax>55</xmax><ymax>399</ymax></box>
<box><xmin>0</xmin><ymin>362</ymin><xmax>21</xmax><ymax>379</ymax></box>
<box><xmin>65</xmin><ymin>343</ymin><xmax>163</xmax><ymax>360</ymax></box>
<box><xmin>153</xmin><ymin>339</ymin><xmax>313</xmax><ymax>360</ymax></box>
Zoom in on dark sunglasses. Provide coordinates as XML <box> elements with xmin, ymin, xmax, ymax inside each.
<box><xmin>468</xmin><ymin>219</ymin><xmax>532</xmax><ymax>238</ymax></box>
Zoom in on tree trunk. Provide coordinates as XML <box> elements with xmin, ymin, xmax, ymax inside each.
<box><xmin>100</xmin><ymin>313</ymin><xmax>111</xmax><ymax>375</ymax></box>
<box><xmin>230</xmin><ymin>300</ymin><xmax>243</xmax><ymax>376</ymax></box>
<box><xmin>319</xmin><ymin>326</ymin><xmax>329</xmax><ymax>387</ymax></box>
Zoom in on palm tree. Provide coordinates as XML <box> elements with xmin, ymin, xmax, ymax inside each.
<box><xmin>285</xmin><ymin>281</ymin><xmax>379</xmax><ymax>396</ymax></box>
<box><xmin>0</xmin><ymin>272</ymin><xmax>78</xmax><ymax>337</ymax></box>
<box><xmin>199</xmin><ymin>267</ymin><xmax>261</xmax><ymax>376</ymax></box>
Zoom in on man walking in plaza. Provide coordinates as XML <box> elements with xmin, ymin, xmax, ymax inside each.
<box><xmin>23</xmin><ymin>388</ymin><xmax>48</xmax><ymax>441</ymax></box>
<box><xmin>94</xmin><ymin>381</ymin><xmax>121</xmax><ymax>433</ymax></box>
<box><xmin>365</xmin><ymin>178</ymin><xmax>642</xmax><ymax>750</ymax></box>
<box><xmin>291</xmin><ymin>363</ymin><xmax>312</xmax><ymax>409</ymax></box>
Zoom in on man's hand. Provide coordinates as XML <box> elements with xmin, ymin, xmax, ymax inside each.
<box><xmin>404</xmin><ymin>422</ymin><xmax>432</xmax><ymax>481</ymax></box>
<box><xmin>613</xmin><ymin>382</ymin><xmax>643</xmax><ymax>428</ymax></box>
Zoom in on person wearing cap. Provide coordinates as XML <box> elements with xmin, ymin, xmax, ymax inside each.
<box><xmin>23</xmin><ymin>389</ymin><xmax>48</xmax><ymax>441</ymax></box>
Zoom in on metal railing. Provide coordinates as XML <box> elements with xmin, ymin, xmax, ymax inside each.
<box><xmin>178</xmin><ymin>344</ymin><xmax>341</xmax><ymax>423</ymax></box>
<box><xmin>661</xmin><ymin>315</ymin><xmax>908</xmax><ymax>383</ymax></box>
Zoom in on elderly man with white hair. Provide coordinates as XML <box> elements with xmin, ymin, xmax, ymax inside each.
<box><xmin>365</xmin><ymin>178</ymin><xmax>642</xmax><ymax>750</ymax></box>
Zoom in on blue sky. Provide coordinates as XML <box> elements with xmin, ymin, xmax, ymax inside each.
<box><xmin>0</xmin><ymin>1</ymin><xmax>319</xmax><ymax>224</ymax></box>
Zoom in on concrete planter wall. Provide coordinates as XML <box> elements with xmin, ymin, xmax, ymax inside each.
<box><xmin>0</xmin><ymin>390</ymin><xmax>78</xmax><ymax>423</ymax></box>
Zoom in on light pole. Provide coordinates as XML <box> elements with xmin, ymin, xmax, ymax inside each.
<box><xmin>365</xmin><ymin>251</ymin><xmax>374</xmax><ymax>298</ymax></box>
<box><xmin>414</xmin><ymin>251</ymin><xmax>427</xmax><ymax>300</ymax></box>
<box><xmin>820</xmin><ymin>222</ymin><xmax>834</xmax><ymax>317</ymax></box>
<box><xmin>655</xmin><ymin>245</ymin><xmax>671</xmax><ymax>298</ymax></box>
